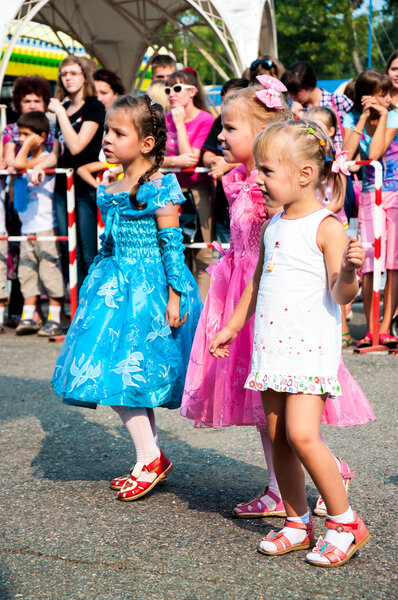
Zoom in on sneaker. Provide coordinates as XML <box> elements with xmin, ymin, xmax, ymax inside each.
<box><xmin>15</xmin><ymin>319</ymin><xmax>43</xmax><ymax>336</ymax></box>
<box><xmin>38</xmin><ymin>320</ymin><xmax>68</xmax><ymax>337</ymax></box>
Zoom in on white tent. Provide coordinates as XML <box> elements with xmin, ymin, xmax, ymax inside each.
<box><xmin>0</xmin><ymin>0</ymin><xmax>277</xmax><ymax>91</ymax></box>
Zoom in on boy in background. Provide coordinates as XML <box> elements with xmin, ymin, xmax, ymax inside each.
<box><xmin>13</xmin><ymin>111</ymin><xmax>67</xmax><ymax>336</ymax></box>
<box><xmin>150</xmin><ymin>55</ymin><xmax>176</xmax><ymax>81</ymax></box>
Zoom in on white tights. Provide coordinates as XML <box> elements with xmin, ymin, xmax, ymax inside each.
<box><xmin>112</xmin><ymin>406</ymin><xmax>160</xmax><ymax>466</ymax></box>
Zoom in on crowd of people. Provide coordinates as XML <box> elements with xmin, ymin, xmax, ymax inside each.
<box><xmin>1</xmin><ymin>47</ymin><xmax>398</xmax><ymax>569</ymax></box>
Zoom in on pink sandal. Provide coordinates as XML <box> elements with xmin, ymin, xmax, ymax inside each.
<box><xmin>306</xmin><ymin>512</ymin><xmax>370</xmax><ymax>567</ymax></box>
<box><xmin>258</xmin><ymin>516</ymin><xmax>315</xmax><ymax>556</ymax></box>
<box><xmin>313</xmin><ymin>457</ymin><xmax>355</xmax><ymax>517</ymax></box>
<box><xmin>233</xmin><ymin>487</ymin><xmax>286</xmax><ymax>518</ymax></box>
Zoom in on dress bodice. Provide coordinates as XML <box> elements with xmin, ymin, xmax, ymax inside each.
<box><xmin>222</xmin><ymin>165</ymin><xmax>267</xmax><ymax>258</ymax></box>
<box><xmin>96</xmin><ymin>173</ymin><xmax>185</xmax><ymax>260</ymax></box>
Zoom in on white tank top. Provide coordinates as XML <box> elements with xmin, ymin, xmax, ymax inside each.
<box><xmin>245</xmin><ymin>208</ymin><xmax>342</xmax><ymax>397</ymax></box>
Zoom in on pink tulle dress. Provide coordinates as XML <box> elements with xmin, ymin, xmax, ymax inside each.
<box><xmin>180</xmin><ymin>165</ymin><xmax>374</xmax><ymax>428</ymax></box>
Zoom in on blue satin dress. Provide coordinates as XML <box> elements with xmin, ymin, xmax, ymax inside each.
<box><xmin>52</xmin><ymin>174</ymin><xmax>202</xmax><ymax>409</ymax></box>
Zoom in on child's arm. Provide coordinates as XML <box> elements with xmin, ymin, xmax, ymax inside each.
<box><xmin>76</xmin><ymin>161</ymin><xmax>107</xmax><ymax>189</ymax></box>
<box><xmin>209</xmin><ymin>220</ymin><xmax>268</xmax><ymax>358</ymax></box>
<box><xmin>318</xmin><ymin>216</ymin><xmax>364</xmax><ymax>305</ymax></box>
<box><xmin>156</xmin><ymin>200</ymin><xmax>187</xmax><ymax>329</ymax></box>
<box><xmin>29</xmin><ymin>140</ymin><xmax>59</xmax><ymax>185</ymax></box>
<box><xmin>342</xmin><ymin>110</ymin><xmax>369</xmax><ymax>160</ymax></box>
<box><xmin>4</xmin><ymin>141</ymin><xmax>17</xmax><ymax>171</ymax></box>
<box><xmin>14</xmin><ymin>134</ymin><xmax>46</xmax><ymax>170</ymax></box>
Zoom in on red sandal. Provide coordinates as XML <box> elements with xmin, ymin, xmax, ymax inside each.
<box><xmin>117</xmin><ymin>452</ymin><xmax>173</xmax><ymax>502</ymax></box>
<box><xmin>110</xmin><ymin>451</ymin><xmax>169</xmax><ymax>490</ymax></box>
<box><xmin>306</xmin><ymin>512</ymin><xmax>370</xmax><ymax>567</ymax></box>
<box><xmin>258</xmin><ymin>516</ymin><xmax>315</xmax><ymax>556</ymax></box>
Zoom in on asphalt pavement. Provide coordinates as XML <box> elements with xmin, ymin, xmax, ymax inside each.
<box><xmin>0</xmin><ymin>303</ymin><xmax>396</xmax><ymax>600</ymax></box>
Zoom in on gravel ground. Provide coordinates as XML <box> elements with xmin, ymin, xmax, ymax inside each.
<box><xmin>0</xmin><ymin>304</ymin><xmax>397</xmax><ymax>600</ymax></box>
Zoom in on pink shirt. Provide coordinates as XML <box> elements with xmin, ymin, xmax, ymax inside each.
<box><xmin>165</xmin><ymin>110</ymin><xmax>215</xmax><ymax>187</ymax></box>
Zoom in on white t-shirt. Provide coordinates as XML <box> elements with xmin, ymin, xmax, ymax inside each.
<box><xmin>18</xmin><ymin>152</ymin><xmax>55</xmax><ymax>234</ymax></box>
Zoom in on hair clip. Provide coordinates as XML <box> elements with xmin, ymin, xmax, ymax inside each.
<box><xmin>306</xmin><ymin>127</ymin><xmax>315</xmax><ymax>135</ymax></box>
<box><xmin>325</xmin><ymin>156</ymin><xmax>332</xmax><ymax>163</ymax></box>
<box><xmin>150</xmin><ymin>99</ymin><xmax>156</xmax><ymax>106</ymax></box>
<box><xmin>293</xmin><ymin>115</ymin><xmax>301</xmax><ymax>120</ymax></box>
<box><xmin>319</xmin><ymin>139</ymin><xmax>326</xmax><ymax>147</ymax></box>
<box><xmin>255</xmin><ymin>75</ymin><xmax>287</xmax><ymax>109</ymax></box>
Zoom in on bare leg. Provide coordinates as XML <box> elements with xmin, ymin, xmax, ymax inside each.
<box><xmin>285</xmin><ymin>393</ymin><xmax>349</xmax><ymax>516</ymax></box>
<box><xmin>380</xmin><ymin>270</ymin><xmax>398</xmax><ymax>334</ymax></box>
<box><xmin>261</xmin><ymin>389</ymin><xmax>307</xmax><ymax>516</ymax></box>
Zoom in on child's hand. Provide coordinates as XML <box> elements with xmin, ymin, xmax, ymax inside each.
<box><xmin>165</xmin><ymin>299</ymin><xmax>187</xmax><ymax>328</ymax></box>
<box><xmin>361</xmin><ymin>95</ymin><xmax>388</xmax><ymax>116</ymax></box>
<box><xmin>290</xmin><ymin>101</ymin><xmax>304</xmax><ymax>119</ymax></box>
<box><xmin>179</xmin><ymin>152</ymin><xmax>199</xmax><ymax>169</ymax></box>
<box><xmin>209</xmin><ymin>156</ymin><xmax>229</xmax><ymax>179</ymax></box>
<box><xmin>23</xmin><ymin>133</ymin><xmax>43</xmax><ymax>149</ymax></box>
<box><xmin>341</xmin><ymin>237</ymin><xmax>365</xmax><ymax>271</ymax></box>
<box><xmin>209</xmin><ymin>326</ymin><xmax>237</xmax><ymax>358</ymax></box>
<box><xmin>30</xmin><ymin>166</ymin><xmax>45</xmax><ymax>185</ymax></box>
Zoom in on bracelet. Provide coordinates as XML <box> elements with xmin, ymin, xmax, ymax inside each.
<box><xmin>352</xmin><ymin>126</ymin><xmax>362</xmax><ymax>135</ymax></box>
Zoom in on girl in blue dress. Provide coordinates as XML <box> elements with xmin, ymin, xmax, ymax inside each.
<box><xmin>52</xmin><ymin>95</ymin><xmax>202</xmax><ymax>501</ymax></box>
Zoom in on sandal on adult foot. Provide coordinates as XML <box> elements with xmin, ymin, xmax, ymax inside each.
<box><xmin>306</xmin><ymin>512</ymin><xmax>370</xmax><ymax>567</ymax></box>
<box><xmin>357</xmin><ymin>332</ymin><xmax>372</xmax><ymax>348</ymax></box>
<box><xmin>342</xmin><ymin>332</ymin><xmax>354</xmax><ymax>348</ymax></box>
<box><xmin>313</xmin><ymin>457</ymin><xmax>355</xmax><ymax>517</ymax></box>
<box><xmin>117</xmin><ymin>452</ymin><xmax>173</xmax><ymax>501</ymax></box>
<box><xmin>110</xmin><ymin>451</ymin><xmax>169</xmax><ymax>490</ymax></box>
<box><xmin>258</xmin><ymin>516</ymin><xmax>314</xmax><ymax>556</ymax></box>
<box><xmin>379</xmin><ymin>333</ymin><xmax>398</xmax><ymax>348</ymax></box>
<box><xmin>233</xmin><ymin>487</ymin><xmax>287</xmax><ymax>518</ymax></box>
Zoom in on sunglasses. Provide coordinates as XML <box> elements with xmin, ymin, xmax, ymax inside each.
<box><xmin>250</xmin><ymin>59</ymin><xmax>275</xmax><ymax>71</ymax></box>
<box><xmin>165</xmin><ymin>84</ymin><xmax>196</xmax><ymax>95</ymax></box>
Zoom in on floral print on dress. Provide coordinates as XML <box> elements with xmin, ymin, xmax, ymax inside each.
<box><xmin>245</xmin><ymin>372</ymin><xmax>342</xmax><ymax>396</ymax></box>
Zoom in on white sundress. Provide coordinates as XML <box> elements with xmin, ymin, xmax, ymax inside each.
<box><xmin>245</xmin><ymin>208</ymin><xmax>342</xmax><ymax>397</ymax></box>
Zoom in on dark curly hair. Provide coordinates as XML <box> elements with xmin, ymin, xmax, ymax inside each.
<box><xmin>12</xmin><ymin>76</ymin><xmax>52</xmax><ymax>114</ymax></box>
<box><xmin>93</xmin><ymin>68</ymin><xmax>125</xmax><ymax>95</ymax></box>
<box><xmin>111</xmin><ymin>94</ymin><xmax>167</xmax><ymax>209</ymax></box>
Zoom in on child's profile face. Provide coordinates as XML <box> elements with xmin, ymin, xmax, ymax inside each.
<box><xmin>218</xmin><ymin>101</ymin><xmax>256</xmax><ymax>165</ymax></box>
<box><xmin>18</xmin><ymin>126</ymin><xmax>45</xmax><ymax>148</ymax></box>
<box><xmin>103</xmin><ymin>108</ymin><xmax>143</xmax><ymax>165</ymax></box>
<box><xmin>373</xmin><ymin>89</ymin><xmax>392</xmax><ymax>109</ymax></box>
<box><xmin>255</xmin><ymin>150</ymin><xmax>297</xmax><ymax>210</ymax></box>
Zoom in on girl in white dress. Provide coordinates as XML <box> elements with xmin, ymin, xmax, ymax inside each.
<box><xmin>210</xmin><ymin>119</ymin><xmax>370</xmax><ymax>568</ymax></box>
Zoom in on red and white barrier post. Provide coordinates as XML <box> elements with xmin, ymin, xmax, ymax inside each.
<box><xmin>349</xmin><ymin>160</ymin><xmax>389</xmax><ymax>354</ymax></box>
<box><xmin>65</xmin><ymin>168</ymin><xmax>78</xmax><ymax>320</ymax></box>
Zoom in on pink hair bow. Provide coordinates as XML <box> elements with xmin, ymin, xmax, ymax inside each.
<box><xmin>331</xmin><ymin>148</ymin><xmax>350</xmax><ymax>176</ymax></box>
<box><xmin>255</xmin><ymin>75</ymin><xmax>287</xmax><ymax>109</ymax></box>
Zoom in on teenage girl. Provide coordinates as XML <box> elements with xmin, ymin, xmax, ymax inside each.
<box><xmin>210</xmin><ymin>119</ymin><xmax>370</xmax><ymax>568</ymax></box>
<box><xmin>51</xmin><ymin>95</ymin><xmax>202</xmax><ymax>501</ymax></box>
<box><xmin>343</xmin><ymin>69</ymin><xmax>398</xmax><ymax>347</ymax></box>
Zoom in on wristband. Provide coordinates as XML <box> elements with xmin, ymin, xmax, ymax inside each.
<box><xmin>352</xmin><ymin>126</ymin><xmax>361</xmax><ymax>135</ymax></box>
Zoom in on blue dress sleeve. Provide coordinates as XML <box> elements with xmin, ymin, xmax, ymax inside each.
<box><xmin>157</xmin><ymin>226</ymin><xmax>188</xmax><ymax>317</ymax></box>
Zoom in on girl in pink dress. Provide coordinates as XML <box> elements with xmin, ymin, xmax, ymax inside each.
<box><xmin>181</xmin><ymin>78</ymin><xmax>374</xmax><ymax>518</ymax></box>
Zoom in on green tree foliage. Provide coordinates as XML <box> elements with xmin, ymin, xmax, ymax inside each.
<box><xmin>275</xmin><ymin>0</ymin><xmax>368</xmax><ymax>77</ymax></box>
